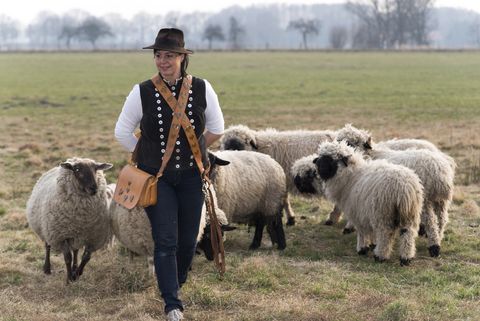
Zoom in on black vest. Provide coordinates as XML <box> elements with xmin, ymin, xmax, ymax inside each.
<box><xmin>137</xmin><ymin>76</ymin><xmax>207</xmax><ymax>171</ymax></box>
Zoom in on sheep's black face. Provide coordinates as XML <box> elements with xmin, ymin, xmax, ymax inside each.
<box><xmin>197</xmin><ymin>224</ymin><xmax>236</xmax><ymax>261</ymax></box>
<box><xmin>222</xmin><ymin>137</ymin><xmax>247</xmax><ymax>151</ymax></box>
<box><xmin>315</xmin><ymin>155</ymin><xmax>338</xmax><ymax>181</ymax></box>
<box><xmin>61</xmin><ymin>161</ymin><xmax>112</xmax><ymax>195</ymax></box>
<box><xmin>294</xmin><ymin>169</ymin><xmax>317</xmax><ymax>194</ymax></box>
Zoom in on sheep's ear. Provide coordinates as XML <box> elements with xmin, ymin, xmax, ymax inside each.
<box><xmin>221</xmin><ymin>225</ymin><xmax>237</xmax><ymax>231</ymax></box>
<box><xmin>312</xmin><ymin>157</ymin><xmax>319</xmax><ymax>164</ymax></box>
<box><xmin>60</xmin><ymin>162</ymin><xmax>74</xmax><ymax>170</ymax></box>
<box><xmin>341</xmin><ymin>156</ymin><xmax>349</xmax><ymax>167</ymax></box>
<box><xmin>215</xmin><ymin>157</ymin><xmax>230</xmax><ymax>166</ymax></box>
<box><xmin>249</xmin><ymin>140</ymin><xmax>258</xmax><ymax>150</ymax></box>
<box><xmin>95</xmin><ymin>163</ymin><xmax>113</xmax><ymax>171</ymax></box>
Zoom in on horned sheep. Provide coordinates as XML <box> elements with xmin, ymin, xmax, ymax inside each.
<box><xmin>220</xmin><ymin>124</ymin><xmax>337</xmax><ymax>225</ymax></box>
<box><xmin>26</xmin><ymin>157</ymin><xmax>113</xmax><ymax>283</ymax></box>
<box><xmin>314</xmin><ymin>141</ymin><xmax>423</xmax><ymax>265</ymax></box>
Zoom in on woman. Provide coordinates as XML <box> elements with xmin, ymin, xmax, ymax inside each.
<box><xmin>115</xmin><ymin>28</ymin><xmax>224</xmax><ymax>321</ymax></box>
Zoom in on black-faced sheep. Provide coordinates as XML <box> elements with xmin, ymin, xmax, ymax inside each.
<box><xmin>336</xmin><ymin>124</ymin><xmax>456</xmax><ymax>257</ymax></box>
<box><xmin>220</xmin><ymin>124</ymin><xmax>337</xmax><ymax>225</ymax></box>
<box><xmin>207</xmin><ymin>150</ymin><xmax>288</xmax><ymax>250</ymax></box>
<box><xmin>26</xmin><ymin>157</ymin><xmax>113</xmax><ymax>283</ymax></box>
<box><xmin>314</xmin><ymin>141</ymin><xmax>423</xmax><ymax>265</ymax></box>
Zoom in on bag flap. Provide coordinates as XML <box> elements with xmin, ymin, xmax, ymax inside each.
<box><xmin>114</xmin><ymin>165</ymin><xmax>154</xmax><ymax>209</ymax></box>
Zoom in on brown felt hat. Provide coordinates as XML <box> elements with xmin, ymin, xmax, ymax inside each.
<box><xmin>142</xmin><ymin>28</ymin><xmax>193</xmax><ymax>54</ymax></box>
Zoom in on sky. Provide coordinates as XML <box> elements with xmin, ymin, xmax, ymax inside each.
<box><xmin>2</xmin><ymin>0</ymin><xmax>480</xmax><ymax>24</ymax></box>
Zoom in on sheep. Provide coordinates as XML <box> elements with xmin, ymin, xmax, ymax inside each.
<box><xmin>108</xmin><ymin>183</ymin><xmax>230</xmax><ymax>262</ymax></box>
<box><xmin>220</xmin><ymin>124</ymin><xmax>337</xmax><ymax>225</ymax></box>
<box><xmin>315</xmin><ymin>141</ymin><xmax>423</xmax><ymax>265</ymax></box>
<box><xmin>336</xmin><ymin>124</ymin><xmax>456</xmax><ymax>257</ymax></box>
<box><xmin>207</xmin><ymin>150</ymin><xmax>288</xmax><ymax>250</ymax></box>
<box><xmin>26</xmin><ymin>157</ymin><xmax>113</xmax><ymax>283</ymax></box>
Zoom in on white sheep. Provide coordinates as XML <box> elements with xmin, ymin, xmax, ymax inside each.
<box><xmin>26</xmin><ymin>157</ymin><xmax>113</xmax><ymax>283</ymax></box>
<box><xmin>220</xmin><ymin>124</ymin><xmax>337</xmax><ymax>225</ymax></box>
<box><xmin>108</xmin><ymin>183</ymin><xmax>230</xmax><ymax>262</ymax></box>
<box><xmin>207</xmin><ymin>150</ymin><xmax>288</xmax><ymax>250</ymax></box>
<box><xmin>315</xmin><ymin>141</ymin><xmax>423</xmax><ymax>265</ymax></box>
<box><xmin>336</xmin><ymin>124</ymin><xmax>456</xmax><ymax>257</ymax></box>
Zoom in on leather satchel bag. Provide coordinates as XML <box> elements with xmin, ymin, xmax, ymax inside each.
<box><xmin>114</xmin><ymin>164</ymin><xmax>158</xmax><ymax>209</ymax></box>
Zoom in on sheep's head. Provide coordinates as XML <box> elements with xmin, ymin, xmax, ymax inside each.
<box><xmin>207</xmin><ymin>152</ymin><xmax>230</xmax><ymax>183</ymax></box>
<box><xmin>292</xmin><ymin>154</ymin><xmax>320</xmax><ymax>194</ymax></box>
<box><xmin>314</xmin><ymin>141</ymin><xmax>354</xmax><ymax>181</ymax></box>
<box><xmin>220</xmin><ymin>125</ymin><xmax>258</xmax><ymax>151</ymax></box>
<box><xmin>60</xmin><ymin>158</ymin><xmax>113</xmax><ymax>195</ymax></box>
<box><xmin>336</xmin><ymin>124</ymin><xmax>373</xmax><ymax>153</ymax></box>
<box><xmin>197</xmin><ymin>224</ymin><xmax>236</xmax><ymax>261</ymax></box>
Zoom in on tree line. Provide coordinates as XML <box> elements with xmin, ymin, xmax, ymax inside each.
<box><xmin>1</xmin><ymin>1</ymin><xmax>480</xmax><ymax>51</ymax></box>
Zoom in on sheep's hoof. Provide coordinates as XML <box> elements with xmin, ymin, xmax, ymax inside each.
<box><xmin>43</xmin><ymin>266</ymin><xmax>51</xmax><ymax>275</ymax></box>
<box><xmin>249</xmin><ymin>243</ymin><xmax>260</xmax><ymax>250</ymax></box>
<box><xmin>400</xmin><ymin>258</ymin><xmax>412</xmax><ymax>266</ymax></box>
<box><xmin>286</xmin><ymin>217</ymin><xmax>296</xmax><ymax>226</ymax></box>
<box><xmin>324</xmin><ymin>220</ymin><xmax>334</xmax><ymax>226</ymax></box>
<box><xmin>374</xmin><ymin>255</ymin><xmax>385</xmax><ymax>263</ymax></box>
<box><xmin>428</xmin><ymin>245</ymin><xmax>440</xmax><ymax>257</ymax></box>
<box><xmin>343</xmin><ymin>227</ymin><xmax>355</xmax><ymax>234</ymax></box>
<box><xmin>358</xmin><ymin>247</ymin><xmax>369</xmax><ymax>255</ymax></box>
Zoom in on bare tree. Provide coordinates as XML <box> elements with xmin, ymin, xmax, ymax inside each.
<box><xmin>347</xmin><ymin>0</ymin><xmax>435</xmax><ymax>49</ymax></box>
<box><xmin>77</xmin><ymin>17</ymin><xmax>113</xmax><ymax>49</ymax></box>
<box><xmin>27</xmin><ymin>12</ymin><xmax>63</xmax><ymax>49</ymax></box>
<box><xmin>288</xmin><ymin>18</ymin><xmax>321</xmax><ymax>49</ymax></box>
<box><xmin>228</xmin><ymin>16</ymin><xmax>245</xmax><ymax>50</ymax></box>
<box><xmin>203</xmin><ymin>24</ymin><xmax>225</xmax><ymax>50</ymax></box>
<box><xmin>0</xmin><ymin>15</ymin><xmax>20</xmax><ymax>50</ymax></box>
<box><xmin>329</xmin><ymin>26</ymin><xmax>348</xmax><ymax>49</ymax></box>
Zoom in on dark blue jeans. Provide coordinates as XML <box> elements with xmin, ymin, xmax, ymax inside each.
<box><xmin>139</xmin><ymin>164</ymin><xmax>204</xmax><ymax>314</ymax></box>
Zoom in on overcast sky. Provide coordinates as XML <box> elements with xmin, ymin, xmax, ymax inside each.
<box><xmin>2</xmin><ymin>0</ymin><xmax>480</xmax><ymax>24</ymax></box>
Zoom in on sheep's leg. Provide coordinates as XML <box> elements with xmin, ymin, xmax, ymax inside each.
<box><xmin>373</xmin><ymin>229</ymin><xmax>395</xmax><ymax>262</ymax></box>
<box><xmin>43</xmin><ymin>242</ymin><xmax>51</xmax><ymax>275</ymax></box>
<box><xmin>284</xmin><ymin>194</ymin><xmax>296</xmax><ymax>226</ymax></box>
<box><xmin>398</xmin><ymin>227</ymin><xmax>417</xmax><ymax>266</ymax></box>
<box><xmin>74</xmin><ymin>247</ymin><xmax>92</xmax><ymax>279</ymax></box>
<box><xmin>422</xmin><ymin>205</ymin><xmax>441</xmax><ymax>257</ymax></box>
<box><xmin>272</xmin><ymin>211</ymin><xmax>286</xmax><ymax>250</ymax></box>
<box><xmin>325</xmin><ymin>204</ymin><xmax>342</xmax><ymax>225</ymax></box>
<box><xmin>250</xmin><ymin>216</ymin><xmax>265</xmax><ymax>250</ymax></box>
<box><xmin>61</xmin><ymin>241</ymin><xmax>74</xmax><ymax>284</ymax></box>
<box><xmin>71</xmin><ymin>249</ymin><xmax>79</xmax><ymax>281</ymax></box>
<box><xmin>434</xmin><ymin>200</ymin><xmax>450</xmax><ymax>241</ymax></box>
<box><xmin>356</xmin><ymin>232</ymin><xmax>370</xmax><ymax>255</ymax></box>
<box><xmin>342</xmin><ymin>221</ymin><xmax>356</xmax><ymax>234</ymax></box>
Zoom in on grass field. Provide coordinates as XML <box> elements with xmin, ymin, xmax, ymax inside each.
<box><xmin>0</xmin><ymin>51</ymin><xmax>479</xmax><ymax>321</ymax></box>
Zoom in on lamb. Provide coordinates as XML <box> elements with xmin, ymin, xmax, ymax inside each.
<box><xmin>108</xmin><ymin>183</ymin><xmax>230</xmax><ymax>261</ymax></box>
<box><xmin>336</xmin><ymin>124</ymin><xmax>456</xmax><ymax>257</ymax></box>
<box><xmin>220</xmin><ymin>124</ymin><xmax>337</xmax><ymax>225</ymax></box>
<box><xmin>207</xmin><ymin>150</ymin><xmax>288</xmax><ymax>250</ymax></box>
<box><xmin>26</xmin><ymin>157</ymin><xmax>113</xmax><ymax>283</ymax></box>
<box><xmin>315</xmin><ymin>141</ymin><xmax>423</xmax><ymax>265</ymax></box>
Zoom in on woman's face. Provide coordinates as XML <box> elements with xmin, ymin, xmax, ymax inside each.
<box><xmin>154</xmin><ymin>50</ymin><xmax>184</xmax><ymax>79</ymax></box>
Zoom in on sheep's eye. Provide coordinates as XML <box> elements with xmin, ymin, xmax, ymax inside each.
<box><xmin>74</xmin><ymin>167</ymin><xmax>80</xmax><ymax>172</ymax></box>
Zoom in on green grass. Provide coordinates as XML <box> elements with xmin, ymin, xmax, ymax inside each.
<box><xmin>0</xmin><ymin>52</ymin><xmax>479</xmax><ymax>321</ymax></box>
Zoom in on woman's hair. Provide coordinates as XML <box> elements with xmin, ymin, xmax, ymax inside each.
<box><xmin>154</xmin><ymin>50</ymin><xmax>189</xmax><ymax>77</ymax></box>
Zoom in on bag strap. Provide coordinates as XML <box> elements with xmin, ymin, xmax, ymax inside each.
<box><xmin>151</xmin><ymin>74</ymin><xmax>205</xmax><ymax>176</ymax></box>
<box><xmin>203</xmin><ymin>177</ymin><xmax>226</xmax><ymax>276</ymax></box>
<box><xmin>151</xmin><ymin>74</ymin><xmax>192</xmax><ymax>179</ymax></box>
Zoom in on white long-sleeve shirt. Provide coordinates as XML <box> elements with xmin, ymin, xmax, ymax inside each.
<box><xmin>115</xmin><ymin>79</ymin><xmax>224</xmax><ymax>152</ymax></box>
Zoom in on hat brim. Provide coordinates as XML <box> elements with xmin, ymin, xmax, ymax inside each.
<box><xmin>142</xmin><ymin>45</ymin><xmax>193</xmax><ymax>54</ymax></box>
